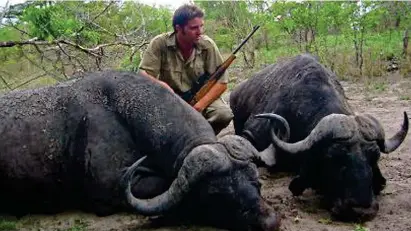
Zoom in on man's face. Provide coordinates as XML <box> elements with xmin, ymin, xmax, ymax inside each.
<box><xmin>177</xmin><ymin>17</ymin><xmax>204</xmax><ymax>44</ymax></box>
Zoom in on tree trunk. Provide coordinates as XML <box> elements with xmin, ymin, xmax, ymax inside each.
<box><xmin>403</xmin><ymin>29</ymin><xmax>409</xmax><ymax>57</ymax></box>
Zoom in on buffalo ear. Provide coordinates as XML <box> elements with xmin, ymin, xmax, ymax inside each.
<box><xmin>257</xmin><ymin>144</ymin><xmax>277</xmax><ymax>167</ymax></box>
<box><xmin>218</xmin><ymin>135</ymin><xmax>261</xmax><ymax>163</ymax></box>
<box><xmin>289</xmin><ymin>176</ymin><xmax>308</xmax><ymax>196</ymax></box>
<box><xmin>354</xmin><ymin>114</ymin><xmax>384</xmax><ymax>141</ymax></box>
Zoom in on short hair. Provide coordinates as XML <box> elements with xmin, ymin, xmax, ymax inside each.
<box><xmin>172</xmin><ymin>4</ymin><xmax>204</xmax><ymax>31</ymax></box>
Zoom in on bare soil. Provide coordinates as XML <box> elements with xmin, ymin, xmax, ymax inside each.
<box><xmin>4</xmin><ymin>76</ymin><xmax>411</xmax><ymax>231</ymax></box>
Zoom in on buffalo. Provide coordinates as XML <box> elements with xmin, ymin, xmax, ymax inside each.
<box><xmin>0</xmin><ymin>70</ymin><xmax>280</xmax><ymax>231</ymax></box>
<box><xmin>229</xmin><ymin>54</ymin><xmax>409</xmax><ymax>221</ymax></box>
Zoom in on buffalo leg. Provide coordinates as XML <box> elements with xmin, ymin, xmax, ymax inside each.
<box><xmin>83</xmin><ymin>113</ymin><xmax>139</xmax><ymax>216</ymax></box>
<box><xmin>289</xmin><ymin>176</ymin><xmax>309</xmax><ymax>196</ymax></box>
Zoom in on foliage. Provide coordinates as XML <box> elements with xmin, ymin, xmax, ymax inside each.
<box><xmin>1</xmin><ymin>1</ymin><xmax>411</xmax><ymax>91</ymax></box>
<box><xmin>0</xmin><ymin>218</ymin><xmax>17</xmax><ymax>231</ymax></box>
<box><xmin>354</xmin><ymin>224</ymin><xmax>369</xmax><ymax>231</ymax></box>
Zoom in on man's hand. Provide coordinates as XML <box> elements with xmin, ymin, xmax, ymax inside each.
<box><xmin>193</xmin><ymin>101</ymin><xmax>207</xmax><ymax>113</ymax></box>
<box><xmin>139</xmin><ymin>70</ymin><xmax>174</xmax><ymax>93</ymax></box>
<box><xmin>158</xmin><ymin>81</ymin><xmax>174</xmax><ymax>93</ymax></box>
<box><xmin>193</xmin><ymin>82</ymin><xmax>227</xmax><ymax>112</ymax></box>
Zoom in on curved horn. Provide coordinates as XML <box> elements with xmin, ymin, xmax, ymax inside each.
<box><xmin>254</xmin><ymin>113</ymin><xmax>291</xmax><ymax>141</ymax></box>
<box><xmin>358</xmin><ymin>111</ymin><xmax>409</xmax><ymax>154</ymax></box>
<box><xmin>383</xmin><ymin>112</ymin><xmax>409</xmax><ymax>153</ymax></box>
<box><xmin>124</xmin><ymin>148</ymin><xmax>230</xmax><ymax>215</ymax></box>
<box><xmin>255</xmin><ymin>113</ymin><xmax>356</xmax><ymax>154</ymax></box>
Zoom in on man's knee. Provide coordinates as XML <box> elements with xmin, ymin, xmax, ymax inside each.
<box><xmin>206</xmin><ymin>107</ymin><xmax>233</xmax><ymax>135</ymax></box>
<box><xmin>213</xmin><ymin>107</ymin><xmax>234</xmax><ymax>126</ymax></box>
<box><xmin>203</xmin><ymin>98</ymin><xmax>234</xmax><ymax>134</ymax></box>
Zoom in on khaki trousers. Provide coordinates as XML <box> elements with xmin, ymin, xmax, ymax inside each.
<box><xmin>202</xmin><ymin>98</ymin><xmax>233</xmax><ymax>135</ymax></box>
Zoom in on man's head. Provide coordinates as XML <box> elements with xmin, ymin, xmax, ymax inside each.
<box><xmin>173</xmin><ymin>4</ymin><xmax>204</xmax><ymax>43</ymax></box>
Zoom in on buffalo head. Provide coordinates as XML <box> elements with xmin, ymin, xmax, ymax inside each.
<box><xmin>255</xmin><ymin>112</ymin><xmax>408</xmax><ymax>221</ymax></box>
<box><xmin>122</xmin><ymin>135</ymin><xmax>280</xmax><ymax>231</ymax></box>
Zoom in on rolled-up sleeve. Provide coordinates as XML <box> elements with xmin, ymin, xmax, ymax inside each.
<box><xmin>139</xmin><ymin>37</ymin><xmax>162</xmax><ymax>78</ymax></box>
<box><xmin>205</xmin><ymin>39</ymin><xmax>229</xmax><ymax>84</ymax></box>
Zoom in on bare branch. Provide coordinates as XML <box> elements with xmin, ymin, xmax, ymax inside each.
<box><xmin>21</xmin><ymin>51</ymin><xmax>65</xmax><ymax>81</ymax></box>
<box><xmin>46</xmin><ymin>44</ymin><xmax>87</xmax><ymax>72</ymax></box>
<box><xmin>76</xmin><ymin>1</ymin><xmax>116</xmax><ymax>35</ymax></box>
<box><xmin>90</xmin><ymin>21</ymin><xmax>119</xmax><ymax>37</ymax></box>
<box><xmin>11</xmin><ymin>73</ymin><xmax>48</xmax><ymax>90</ymax></box>
<box><xmin>7</xmin><ymin>22</ymin><xmax>33</xmax><ymax>37</ymax></box>
<box><xmin>90</xmin><ymin>40</ymin><xmax>148</xmax><ymax>51</ymax></box>
<box><xmin>57</xmin><ymin>43</ymin><xmax>71</xmax><ymax>61</ymax></box>
<box><xmin>0</xmin><ymin>39</ymin><xmax>148</xmax><ymax>58</ymax></box>
<box><xmin>0</xmin><ymin>70</ymin><xmax>12</xmax><ymax>90</ymax></box>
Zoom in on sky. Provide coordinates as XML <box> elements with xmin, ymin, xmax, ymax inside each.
<box><xmin>0</xmin><ymin>0</ymin><xmax>191</xmax><ymax>10</ymax></box>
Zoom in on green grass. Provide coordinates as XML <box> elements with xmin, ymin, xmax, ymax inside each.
<box><xmin>399</xmin><ymin>95</ymin><xmax>410</xmax><ymax>100</ymax></box>
<box><xmin>0</xmin><ymin>218</ymin><xmax>17</xmax><ymax>231</ymax></box>
<box><xmin>353</xmin><ymin>224</ymin><xmax>369</xmax><ymax>231</ymax></box>
<box><xmin>318</xmin><ymin>218</ymin><xmax>332</xmax><ymax>225</ymax></box>
<box><xmin>62</xmin><ymin>218</ymin><xmax>89</xmax><ymax>231</ymax></box>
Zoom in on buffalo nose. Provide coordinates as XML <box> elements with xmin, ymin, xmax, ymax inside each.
<box><xmin>332</xmin><ymin>198</ymin><xmax>379</xmax><ymax>221</ymax></box>
<box><xmin>262</xmin><ymin>211</ymin><xmax>281</xmax><ymax>231</ymax></box>
<box><xmin>351</xmin><ymin>200</ymin><xmax>379</xmax><ymax>221</ymax></box>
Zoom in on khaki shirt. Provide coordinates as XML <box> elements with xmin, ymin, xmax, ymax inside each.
<box><xmin>139</xmin><ymin>32</ymin><xmax>228</xmax><ymax>93</ymax></box>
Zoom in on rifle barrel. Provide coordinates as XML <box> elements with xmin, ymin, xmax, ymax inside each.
<box><xmin>232</xmin><ymin>25</ymin><xmax>260</xmax><ymax>55</ymax></box>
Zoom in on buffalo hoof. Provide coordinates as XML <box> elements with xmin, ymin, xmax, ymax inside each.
<box><xmin>288</xmin><ymin>177</ymin><xmax>306</xmax><ymax>196</ymax></box>
<box><xmin>331</xmin><ymin>199</ymin><xmax>379</xmax><ymax>222</ymax></box>
<box><xmin>261</xmin><ymin>211</ymin><xmax>281</xmax><ymax>231</ymax></box>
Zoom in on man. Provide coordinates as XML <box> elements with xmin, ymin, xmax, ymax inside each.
<box><xmin>138</xmin><ymin>4</ymin><xmax>233</xmax><ymax>135</ymax></box>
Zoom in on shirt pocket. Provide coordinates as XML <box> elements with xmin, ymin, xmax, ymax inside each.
<box><xmin>163</xmin><ymin>68</ymin><xmax>184</xmax><ymax>91</ymax></box>
<box><xmin>194</xmin><ymin>56</ymin><xmax>205</xmax><ymax>76</ymax></box>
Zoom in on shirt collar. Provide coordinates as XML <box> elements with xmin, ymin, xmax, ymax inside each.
<box><xmin>166</xmin><ymin>32</ymin><xmax>203</xmax><ymax>54</ymax></box>
<box><xmin>166</xmin><ymin>32</ymin><xmax>177</xmax><ymax>48</ymax></box>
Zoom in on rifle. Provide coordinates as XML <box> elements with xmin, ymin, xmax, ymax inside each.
<box><xmin>179</xmin><ymin>25</ymin><xmax>260</xmax><ymax>106</ymax></box>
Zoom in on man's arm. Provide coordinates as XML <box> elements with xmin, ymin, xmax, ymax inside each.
<box><xmin>193</xmin><ymin>82</ymin><xmax>227</xmax><ymax>112</ymax></box>
<box><xmin>139</xmin><ymin>70</ymin><xmax>174</xmax><ymax>93</ymax></box>
<box><xmin>138</xmin><ymin>35</ymin><xmax>174</xmax><ymax>93</ymax></box>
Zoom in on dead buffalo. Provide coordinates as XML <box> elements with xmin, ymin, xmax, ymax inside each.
<box><xmin>229</xmin><ymin>54</ymin><xmax>409</xmax><ymax>221</ymax></box>
<box><xmin>0</xmin><ymin>70</ymin><xmax>280</xmax><ymax>231</ymax></box>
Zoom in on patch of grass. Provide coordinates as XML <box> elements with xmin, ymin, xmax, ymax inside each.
<box><xmin>0</xmin><ymin>218</ymin><xmax>17</xmax><ymax>231</ymax></box>
<box><xmin>227</xmin><ymin>81</ymin><xmax>236</xmax><ymax>91</ymax></box>
<box><xmin>18</xmin><ymin>215</ymin><xmax>41</xmax><ymax>228</ymax></box>
<box><xmin>353</xmin><ymin>224</ymin><xmax>369</xmax><ymax>231</ymax></box>
<box><xmin>399</xmin><ymin>95</ymin><xmax>410</xmax><ymax>100</ymax></box>
<box><xmin>364</xmin><ymin>80</ymin><xmax>387</xmax><ymax>93</ymax></box>
<box><xmin>318</xmin><ymin>218</ymin><xmax>332</xmax><ymax>225</ymax></box>
<box><xmin>372</xmin><ymin>82</ymin><xmax>387</xmax><ymax>92</ymax></box>
<box><xmin>63</xmin><ymin>218</ymin><xmax>89</xmax><ymax>231</ymax></box>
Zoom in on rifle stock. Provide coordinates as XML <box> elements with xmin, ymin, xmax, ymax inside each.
<box><xmin>188</xmin><ymin>55</ymin><xmax>236</xmax><ymax>105</ymax></box>
<box><xmin>180</xmin><ymin>25</ymin><xmax>260</xmax><ymax>106</ymax></box>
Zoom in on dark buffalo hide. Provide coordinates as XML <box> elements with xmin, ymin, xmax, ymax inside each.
<box><xmin>0</xmin><ymin>70</ymin><xmax>280</xmax><ymax>231</ymax></box>
<box><xmin>230</xmin><ymin>54</ymin><xmax>409</xmax><ymax>221</ymax></box>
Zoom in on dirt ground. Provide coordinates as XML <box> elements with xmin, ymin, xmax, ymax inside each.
<box><xmin>3</xmin><ymin>75</ymin><xmax>411</xmax><ymax>231</ymax></box>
